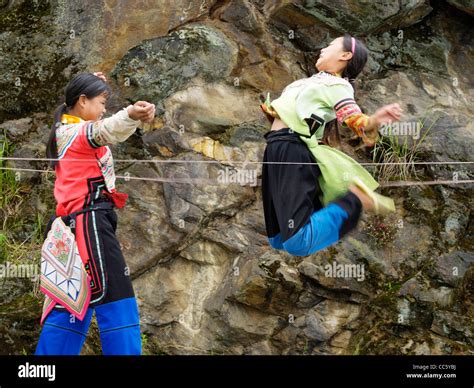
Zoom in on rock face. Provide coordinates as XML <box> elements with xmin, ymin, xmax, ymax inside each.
<box><xmin>291</xmin><ymin>0</ymin><xmax>433</xmax><ymax>34</ymax></box>
<box><xmin>111</xmin><ymin>24</ymin><xmax>240</xmax><ymax>106</ymax></box>
<box><xmin>0</xmin><ymin>0</ymin><xmax>473</xmax><ymax>355</ymax></box>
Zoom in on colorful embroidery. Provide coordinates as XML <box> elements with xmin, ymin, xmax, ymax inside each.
<box><xmin>334</xmin><ymin>98</ymin><xmax>370</xmax><ymax>137</ymax></box>
<box><xmin>87</xmin><ymin>122</ymin><xmax>104</xmax><ymax>148</ymax></box>
<box><xmin>56</xmin><ymin>125</ymin><xmax>79</xmax><ymax>160</ymax></box>
<box><xmin>40</xmin><ymin>218</ymin><xmax>90</xmax><ymax>323</ymax></box>
<box><xmin>311</xmin><ymin>71</ymin><xmax>352</xmax><ymax>87</ymax></box>
<box><xmin>344</xmin><ymin>114</ymin><xmax>370</xmax><ymax>136</ymax></box>
<box><xmin>56</xmin><ymin>114</ymin><xmax>85</xmax><ymax>160</ymax></box>
<box><xmin>47</xmin><ymin>223</ymin><xmax>72</xmax><ymax>265</ymax></box>
<box><xmin>97</xmin><ymin>146</ymin><xmax>116</xmax><ymax>193</ymax></box>
<box><xmin>334</xmin><ymin>98</ymin><xmax>361</xmax><ymax>123</ymax></box>
<box><xmin>284</xmin><ymin>72</ymin><xmax>350</xmax><ymax>93</ymax></box>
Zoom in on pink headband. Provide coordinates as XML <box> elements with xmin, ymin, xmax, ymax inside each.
<box><xmin>351</xmin><ymin>37</ymin><xmax>356</xmax><ymax>55</ymax></box>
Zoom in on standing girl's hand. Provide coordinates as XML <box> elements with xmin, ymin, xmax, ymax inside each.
<box><xmin>93</xmin><ymin>72</ymin><xmax>107</xmax><ymax>82</ymax></box>
<box><xmin>372</xmin><ymin>103</ymin><xmax>403</xmax><ymax>126</ymax></box>
<box><xmin>127</xmin><ymin>101</ymin><xmax>156</xmax><ymax>123</ymax></box>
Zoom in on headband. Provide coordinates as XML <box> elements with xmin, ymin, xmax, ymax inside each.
<box><xmin>351</xmin><ymin>37</ymin><xmax>356</xmax><ymax>55</ymax></box>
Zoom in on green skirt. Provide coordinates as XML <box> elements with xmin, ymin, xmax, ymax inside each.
<box><xmin>299</xmin><ymin>135</ymin><xmax>379</xmax><ymax>206</ymax></box>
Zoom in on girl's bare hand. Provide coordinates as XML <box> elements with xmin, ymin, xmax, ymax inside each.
<box><xmin>93</xmin><ymin>72</ymin><xmax>107</xmax><ymax>82</ymax></box>
<box><xmin>127</xmin><ymin>101</ymin><xmax>156</xmax><ymax>123</ymax></box>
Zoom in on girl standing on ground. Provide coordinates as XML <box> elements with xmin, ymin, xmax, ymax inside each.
<box><xmin>35</xmin><ymin>72</ymin><xmax>155</xmax><ymax>355</ymax></box>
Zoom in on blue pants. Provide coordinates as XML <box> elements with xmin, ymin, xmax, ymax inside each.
<box><xmin>268</xmin><ymin>203</ymin><xmax>349</xmax><ymax>256</ymax></box>
<box><xmin>35</xmin><ymin>297</ymin><xmax>141</xmax><ymax>355</ymax></box>
<box><xmin>262</xmin><ymin>128</ymin><xmax>363</xmax><ymax>256</ymax></box>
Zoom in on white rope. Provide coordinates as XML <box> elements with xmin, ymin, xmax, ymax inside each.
<box><xmin>2</xmin><ymin>156</ymin><xmax>474</xmax><ymax>166</ymax></box>
<box><xmin>1</xmin><ymin>166</ymin><xmax>472</xmax><ymax>188</ymax></box>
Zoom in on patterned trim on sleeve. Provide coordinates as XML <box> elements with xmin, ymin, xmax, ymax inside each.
<box><xmin>334</xmin><ymin>98</ymin><xmax>362</xmax><ymax>124</ymax></box>
<box><xmin>86</xmin><ymin>122</ymin><xmax>103</xmax><ymax>149</ymax></box>
<box><xmin>334</xmin><ymin>98</ymin><xmax>370</xmax><ymax>137</ymax></box>
<box><xmin>97</xmin><ymin>146</ymin><xmax>116</xmax><ymax>193</ymax></box>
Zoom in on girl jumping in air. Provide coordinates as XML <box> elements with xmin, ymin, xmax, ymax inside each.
<box><xmin>35</xmin><ymin>72</ymin><xmax>155</xmax><ymax>355</ymax></box>
<box><xmin>261</xmin><ymin>34</ymin><xmax>402</xmax><ymax>256</ymax></box>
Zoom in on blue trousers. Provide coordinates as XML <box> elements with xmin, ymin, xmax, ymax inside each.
<box><xmin>35</xmin><ymin>297</ymin><xmax>141</xmax><ymax>355</ymax></box>
<box><xmin>262</xmin><ymin>128</ymin><xmax>363</xmax><ymax>256</ymax></box>
<box><xmin>268</xmin><ymin>203</ymin><xmax>349</xmax><ymax>256</ymax></box>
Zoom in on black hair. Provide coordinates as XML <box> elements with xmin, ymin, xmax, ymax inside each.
<box><xmin>322</xmin><ymin>35</ymin><xmax>368</xmax><ymax>148</ymax></box>
<box><xmin>46</xmin><ymin>73</ymin><xmax>111</xmax><ymax>168</ymax></box>
<box><xmin>341</xmin><ymin>33</ymin><xmax>368</xmax><ymax>92</ymax></box>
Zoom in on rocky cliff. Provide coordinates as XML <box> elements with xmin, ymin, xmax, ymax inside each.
<box><xmin>0</xmin><ymin>0</ymin><xmax>473</xmax><ymax>355</ymax></box>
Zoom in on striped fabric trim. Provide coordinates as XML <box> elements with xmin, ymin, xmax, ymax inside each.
<box><xmin>334</xmin><ymin>98</ymin><xmax>371</xmax><ymax>137</ymax></box>
<box><xmin>97</xmin><ymin>147</ymin><xmax>116</xmax><ymax>193</ymax></box>
<box><xmin>334</xmin><ymin>98</ymin><xmax>356</xmax><ymax>111</ymax></box>
<box><xmin>90</xmin><ymin>208</ymin><xmax>106</xmax><ymax>304</ymax></box>
<box><xmin>85</xmin><ymin>183</ymin><xmax>108</xmax><ymax>305</ymax></box>
<box><xmin>335</xmin><ymin>104</ymin><xmax>363</xmax><ymax>125</ymax></box>
<box><xmin>86</xmin><ymin>122</ymin><xmax>102</xmax><ymax>149</ymax></box>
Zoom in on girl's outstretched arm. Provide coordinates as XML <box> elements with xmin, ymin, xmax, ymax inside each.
<box><xmin>87</xmin><ymin>101</ymin><xmax>155</xmax><ymax>147</ymax></box>
<box><xmin>337</xmin><ymin>101</ymin><xmax>403</xmax><ymax>146</ymax></box>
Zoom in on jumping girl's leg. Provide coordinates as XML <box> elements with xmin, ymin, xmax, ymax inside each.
<box><xmin>262</xmin><ymin>129</ymin><xmax>363</xmax><ymax>256</ymax></box>
<box><xmin>262</xmin><ymin>146</ymin><xmax>284</xmax><ymax>250</ymax></box>
<box><xmin>282</xmin><ymin>191</ymin><xmax>362</xmax><ymax>256</ymax></box>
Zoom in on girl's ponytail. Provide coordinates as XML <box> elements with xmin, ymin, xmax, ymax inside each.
<box><xmin>46</xmin><ymin>103</ymin><xmax>67</xmax><ymax>169</ymax></box>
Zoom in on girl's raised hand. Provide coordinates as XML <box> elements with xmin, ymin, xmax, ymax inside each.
<box><xmin>93</xmin><ymin>72</ymin><xmax>107</xmax><ymax>82</ymax></box>
<box><xmin>127</xmin><ymin>101</ymin><xmax>156</xmax><ymax>123</ymax></box>
<box><xmin>373</xmin><ymin>103</ymin><xmax>403</xmax><ymax>125</ymax></box>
